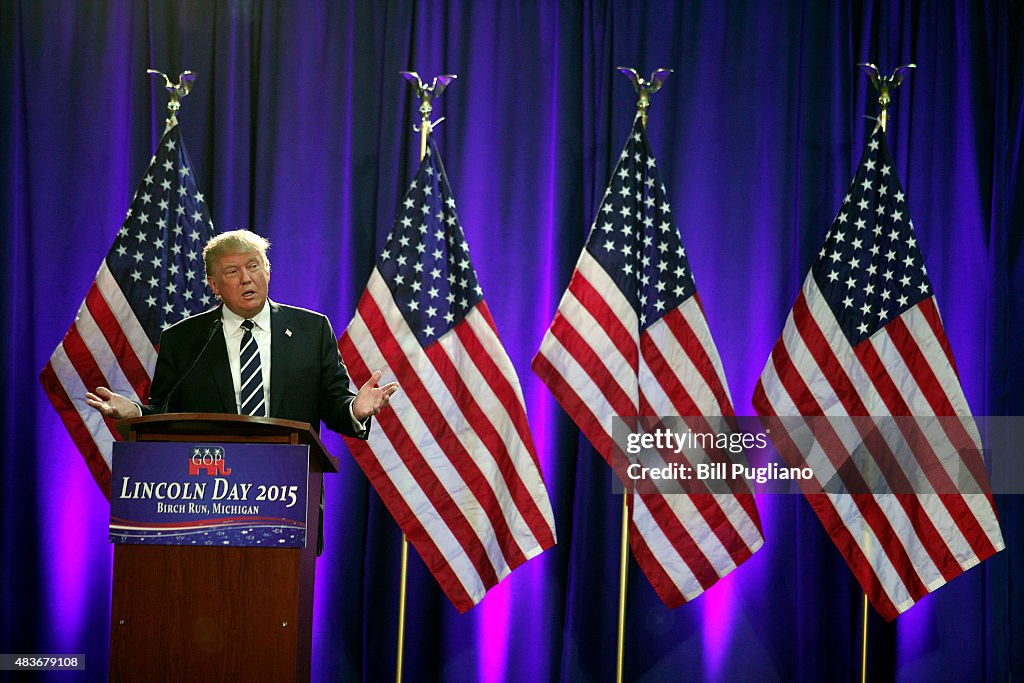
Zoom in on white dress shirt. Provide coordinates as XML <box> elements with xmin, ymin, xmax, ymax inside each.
<box><xmin>220</xmin><ymin>302</ymin><xmax>272</xmax><ymax>414</ymax></box>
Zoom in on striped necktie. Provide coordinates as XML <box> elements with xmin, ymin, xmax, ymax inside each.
<box><xmin>239</xmin><ymin>319</ymin><xmax>266</xmax><ymax>417</ymax></box>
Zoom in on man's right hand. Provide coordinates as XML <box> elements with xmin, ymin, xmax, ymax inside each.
<box><xmin>85</xmin><ymin>387</ymin><xmax>143</xmax><ymax>420</ymax></box>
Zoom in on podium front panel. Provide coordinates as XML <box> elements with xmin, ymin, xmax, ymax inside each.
<box><xmin>110</xmin><ymin>441</ymin><xmax>310</xmax><ymax>548</ymax></box>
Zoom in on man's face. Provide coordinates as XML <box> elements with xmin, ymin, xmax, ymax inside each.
<box><xmin>208</xmin><ymin>250</ymin><xmax>270</xmax><ymax>318</ymax></box>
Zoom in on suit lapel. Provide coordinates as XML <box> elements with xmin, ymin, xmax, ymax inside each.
<box><xmin>269</xmin><ymin>301</ymin><xmax>287</xmax><ymax>417</ymax></box>
<box><xmin>208</xmin><ymin>306</ymin><xmax>236</xmax><ymax>413</ymax></box>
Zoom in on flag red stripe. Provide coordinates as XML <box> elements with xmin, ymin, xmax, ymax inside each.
<box><xmin>879</xmin><ymin>317</ymin><xmax>998</xmax><ymax>560</ymax></box>
<box><xmin>475</xmin><ymin>302</ymin><xmax>501</xmax><ymax>336</ymax></box>
<box><xmin>340</xmin><ymin>332</ymin><xmax>488</xmax><ymax>609</ymax></box>
<box><xmin>40</xmin><ymin>362</ymin><xmax>113</xmax><ymax>498</ymax></box>
<box><xmin>756</xmin><ymin>352</ymin><xmax>842</xmax><ymax>474</ymax></box>
<box><xmin>531</xmin><ymin>353</ymin><xmax>617</xmax><ymax>463</ymax></box>
<box><xmin>639</xmin><ymin>333</ymin><xmax>702</xmax><ymax>417</ymax></box>
<box><xmin>881</xmin><ymin>316</ymin><xmax>950</xmax><ymax>414</ymax></box>
<box><xmin>810</xmin><ymin>491</ymin><xmax>904</xmax><ymax>621</ymax></box>
<box><xmin>767</xmin><ymin>329</ymin><xmax>826</xmax><ymax>418</ymax></box>
<box><xmin>449</xmin><ymin>313</ymin><xmax>556</xmax><ymax>550</ymax></box>
<box><xmin>916</xmin><ymin>297</ymin><xmax>960</xmax><ymax>378</ymax></box>
<box><xmin>567</xmin><ymin>273</ymin><xmax>639</xmax><ymax>373</ymax></box>
<box><xmin>856</xmin><ymin>331</ymin><xmax>977</xmax><ymax>489</ymax></box>
<box><xmin>638</xmin><ymin>493</ymin><xmax>724</xmax><ymax>592</ymax></box>
<box><xmin>885</xmin><ymin>308</ymin><xmax>995</xmax><ymax>500</ymax></box>
<box><xmin>753</xmin><ymin>388</ymin><xmax>902</xmax><ymax>620</ymax></box>
<box><xmin>422</xmin><ymin>338</ymin><xmax>530</xmax><ymax>569</ymax></box>
<box><xmin>343</xmin><ymin>436</ymin><xmax>477</xmax><ymax>612</ymax></box>
<box><xmin>60</xmin><ymin>326</ymin><xmax>121</xmax><ymax>441</ymax></box>
<box><xmin>758</xmin><ymin>345</ymin><xmax>932</xmax><ymax>607</ymax></box>
<box><xmin>471</xmin><ymin>302</ymin><xmax>542</xmax><ymax>469</ymax></box>
<box><xmin>663</xmin><ymin>305</ymin><xmax>733</xmax><ymax>416</ymax></box>
<box><xmin>639</xmin><ymin>334</ymin><xmax>757</xmax><ymax>505</ymax></box>
<box><xmin>352</xmin><ymin>297</ymin><xmax>503</xmax><ymax>588</ymax></box>
<box><xmin>85</xmin><ymin>283</ymin><xmax>151</xmax><ymax>400</ymax></box>
<box><xmin>548</xmin><ymin>314</ymin><xmax>636</xmax><ymax>417</ymax></box>
<box><xmin>634</xmin><ymin>388</ymin><xmax>756</xmax><ymax>565</ymax></box>
<box><xmin>627</xmin><ymin>514</ymin><xmax>687</xmax><ymax>608</ymax></box>
<box><xmin>790</xmin><ymin>293</ymin><xmax>867</xmax><ymax>414</ymax></box>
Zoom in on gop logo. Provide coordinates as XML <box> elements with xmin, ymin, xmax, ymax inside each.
<box><xmin>189</xmin><ymin>447</ymin><xmax>232</xmax><ymax>476</ymax></box>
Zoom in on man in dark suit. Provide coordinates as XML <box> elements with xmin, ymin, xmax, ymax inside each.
<box><xmin>86</xmin><ymin>228</ymin><xmax>398</xmax><ymax>435</ymax></box>
<box><xmin>87</xmin><ymin>229</ymin><xmax>397</xmax><ymax>553</ymax></box>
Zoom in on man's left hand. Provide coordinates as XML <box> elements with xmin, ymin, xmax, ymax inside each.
<box><xmin>352</xmin><ymin>369</ymin><xmax>400</xmax><ymax>420</ymax></box>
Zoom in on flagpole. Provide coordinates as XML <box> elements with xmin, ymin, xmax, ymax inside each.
<box><xmin>615</xmin><ymin>493</ymin><xmax>629</xmax><ymax>683</ymax></box>
<box><xmin>852</xmin><ymin>62</ymin><xmax>915</xmax><ymax>683</ymax></box>
<box><xmin>612</xmin><ymin>67</ymin><xmax>673</xmax><ymax>683</ymax></box>
<box><xmin>393</xmin><ymin>70</ymin><xmax>457</xmax><ymax>683</ymax></box>
<box><xmin>395</xmin><ymin>534</ymin><xmax>408</xmax><ymax>683</ymax></box>
<box><xmin>860</xmin><ymin>592</ymin><xmax>869</xmax><ymax>683</ymax></box>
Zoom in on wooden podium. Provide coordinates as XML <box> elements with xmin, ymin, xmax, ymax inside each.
<box><xmin>109</xmin><ymin>413</ymin><xmax>339</xmax><ymax>682</ymax></box>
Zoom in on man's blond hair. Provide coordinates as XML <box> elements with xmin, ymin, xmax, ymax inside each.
<box><xmin>202</xmin><ymin>229</ymin><xmax>271</xmax><ymax>277</ymax></box>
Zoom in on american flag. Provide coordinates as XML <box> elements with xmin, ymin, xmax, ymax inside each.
<box><xmin>752</xmin><ymin>123</ymin><xmax>1004</xmax><ymax>620</ymax></box>
<box><xmin>533</xmin><ymin>117</ymin><xmax>763</xmax><ymax>607</ymax></box>
<box><xmin>40</xmin><ymin>122</ymin><xmax>217</xmax><ymax>497</ymax></box>
<box><xmin>339</xmin><ymin>138</ymin><xmax>557</xmax><ymax>612</ymax></box>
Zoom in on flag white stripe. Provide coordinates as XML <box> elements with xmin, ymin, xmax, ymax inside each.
<box><xmin>634</xmin><ymin>460</ymin><xmax>736</xmax><ymax>580</ymax></box>
<box><xmin>365</xmin><ymin>277</ymin><xmax>516</xmax><ymax>574</ymax></box>
<box><xmin>643</xmin><ymin>308</ymin><xmax>724</xmax><ymax>416</ymax></box>
<box><xmin>679</xmin><ymin>299</ymin><xmax>736</xmax><ymax>410</ymax></box>
<box><xmin>347</xmin><ymin>309</ymin><xmax>496</xmax><ymax>599</ymax></box>
<box><xmin>897</xmin><ymin>304</ymin><xmax>972</xmax><ymax>416</ymax></box>
<box><xmin>49</xmin><ymin>342</ymin><xmax>116</xmax><ymax>468</ymax></box>
<box><xmin>73</xmin><ymin>301</ymin><xmax>142</xmax><ymax>404</ymax></box>
<box><xmin>869</xmin><ymin>332</ymin><xmax>1005</xmax><ymax>558</ymax></box>
<box><xmin>787</xmin><ymin>297</ymin><xmax>945</xmax><ymax>603</ymax></box>
<box><xmin>756</xmin><ymin>335</ymin><xmax>915</xmax><ymax>611</ymax></box>
<box><xmin>96</xmin><ymin>262</ymin><xmax>157</xmax><ymax>369</ymax></box>
<box><xmin>631</xmin><ymin>494</ymin><xmax>703</xmax><ymax>600</ymax></box>
<box><xmin>804</xmin><ymin>281</ymin><xmax>1002</xmax><ymax>563</ymax></box>
<box><xmin>555</xmin><ymin>287</ymin><xmax>639</xmax><ymax>408</ymax></box>
<box><xmin>425</xmin><ymin>331</ymin><xmax>538</xmax><ymax>562</ymax></box>
<box><xmin>576</xmin><ymin>250</ymin><xmax>640</xmax><ymax>331</ymax></box>
<box><xmin>642</xmin><ymin>315</ymin><xmax>767</xmax><ymax>557</ymax></box>
<box><xmin>536</xmin><ymin>331</ymin><xmax>618</xmax><ymax>445</ymax></box>
<box><xmin>453</xmin><ymin>309</ymin><xmax>557</xmax><ymax>534</ymax></box>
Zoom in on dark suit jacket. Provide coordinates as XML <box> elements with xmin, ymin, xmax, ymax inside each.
<box><xmin>143</xmin><ymin>301</ymin><xmax>368</xmax><ymax>440</ymax></box>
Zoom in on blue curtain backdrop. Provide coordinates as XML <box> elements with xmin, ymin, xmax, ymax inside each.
<box><xmin>2</xmin><ymin>1</ymin><xmax>1022</xmax><ymax>681</ymax></box>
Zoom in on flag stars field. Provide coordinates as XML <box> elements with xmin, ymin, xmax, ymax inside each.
<box><xmin>375</xmin><ymin>147</ymin><xmax>484</xmax><ymax>348</ymax></box>
<box><xmin>810</xmin><ymin>126</ymin><xmax>932</xmax><ymax>346</ymax></box>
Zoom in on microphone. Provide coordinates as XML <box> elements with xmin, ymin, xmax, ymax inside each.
<box><xmin>160</xmin><ymin>317</ymin><xmax>223</xmax><ymax>414</ymax></box>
